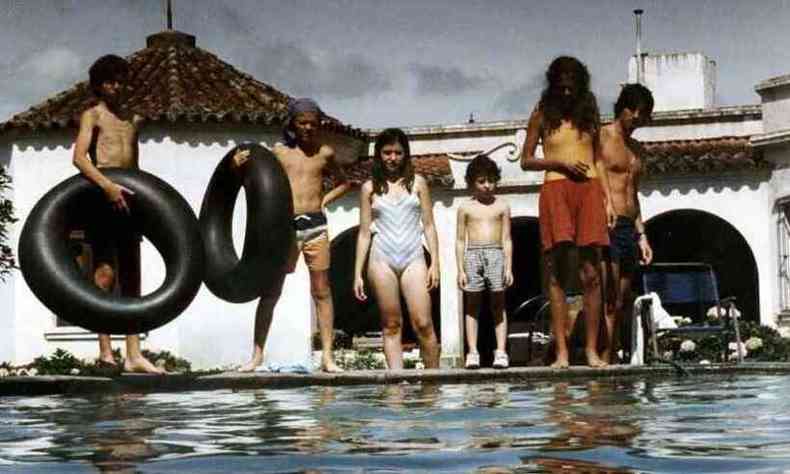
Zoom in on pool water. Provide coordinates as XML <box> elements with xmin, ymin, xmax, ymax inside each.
<box><xmin>2</xmin><ymin>374</ymin><xmax>790</xmax><ymax>473</ymax></box>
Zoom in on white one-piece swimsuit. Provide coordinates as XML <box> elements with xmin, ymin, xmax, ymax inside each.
<box><xmin>370</xmin><ymin>188</ymin><xmax>424</xmax><ymax>275</ymax></box>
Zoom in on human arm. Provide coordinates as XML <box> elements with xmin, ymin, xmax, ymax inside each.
<box><xmin>353</xmin><ymin>181</ymin><xmax>374</xmax><ymax>301</ymax></box>
<box><xmin>501</xmin><ymin>203</ymin><xmax>514</xmax><ymax>287</ymax></box>
<box><xmin>595</xmin><ymin>128</ymin><xmax>616</xmax><ymax>228</ymax></box>
<box><xmin>632</xmin><ymin>156</ymin><xmax>653</xmax><ymax>265</ymax></box>
<box><xmin>455</xmin><ymin>204</ymin><xmax>468</xmax><ymax>289</ymax></box>
<box><xmin>72</xmin><ymin>109</ymin><xmax>134</xmax><ymax>212</ymax></box>
<box><xmin>321</xmin><ymin>147</ymin><xmax>351</xmax><ymax>208</ymax></box>
<box><xmin>417</xmin><ymin>176</ymin><xmax>440</xmax><ymax>290</ymax></box>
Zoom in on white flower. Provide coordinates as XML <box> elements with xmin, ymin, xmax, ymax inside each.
<box><xmin>0</xmin><ymin>368</ymin><xmax>8</xmax><ymax>377</ymax></box>
<box><xmin>728</xmin><ymin>350</ymin><xmax>747</xmax><ymax>361</ymax></box>
<box><xmin>728</xmin><ymin>341</ymin><xmax>747</xmax><ymax>354</ymax></box>
<box><xmin>707</xmin><ymin>305</ymin><xmax>741</xmax><ymax>320</ymax></box>
<box><xmin>683</xmin><ymin>317</ymin><xmax>693</xmax><ymax>325</ymax></box>
<box><xmin>745</xmin><ymin>337</ymin><xmax>763</xmax><ymax>351</ymax></box>
<box><xmin>414</xmin><ymin>362</ymin><xmax>425</xmax><ymax>370</ymax></box>
<box><xmin>662</xmin><ymin>350</ymin><xmax>674</xmax><ymax>359</ymax></box>
<box><xmin>699</xmin><ymin>359</ymin><xmax>711</xmax><ymax>365</ymax></box>
<box><xmin>155</xmin><ymin>359</ymin><xmax>167</xmax><ymax>369</ymax></box>
<box><xmin>680</xmin><ymin>340</ymin><xmax>696</xmax><ymax>353</ymax></box>
<box><xmin>778</xmin><ymin>327</ymin><xmax>790</xmax><ymax>339</ymax></box>
<box><xmin>27</xmin><ymin>368</ymin><xmax>38</xmax><ymax>376</ymax></box>
<box><xmin>70</xmin><ymin>368</ymin><xmax>80</xmax><ymax>375</ymax></box>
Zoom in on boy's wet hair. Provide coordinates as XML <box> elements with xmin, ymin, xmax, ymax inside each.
<box><xmin>464</xmin><ymin>154</ymin><xmax>501</xmax><ymax>189</ymax></box>
<box><xmin>614</xmin><ymin>83</ymin><xmax>654</xmax><ymax>120</ymax></box>
<box><xmin>372</xmin><ymin>128</ymin><xmax>414</xmax><ymax>195</ymax></box>
<box><xmin>89</xmin><ymin>55</ymin><xmax>129</xmax><ymax>96</ymax></box>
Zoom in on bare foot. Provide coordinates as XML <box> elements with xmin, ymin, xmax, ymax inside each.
<box><xmin>321</xmin><ymin>358</ymin><xmax>344</xmax><ymax>373</ymax></box>
<box><xmin>124</xmin><ymin>356</ymin><xmax>166</xmax><ymax>375</ymax></box>
<box><xmin>550</xmin><ymin>358</ymin><xmax>569</xmax><ymax>369</ymax></box>
<box><xmin>98</xmin><ymin>355</ymin><xmax>118</xmax><ymax>367</ymax></box>
<box><xmin>600</xmin><ymin>349</ymin><xmax>612</xmax><ymax>365</ymax></box>
<box><xmin>586</xmin><ymin>352</ymin><xmax>608</xmax><ymax>368</ymax></box>
<box><xmin>237</xmin><ymin>357</ymin><xmax>262</xmax><ymax>372</ymax></box>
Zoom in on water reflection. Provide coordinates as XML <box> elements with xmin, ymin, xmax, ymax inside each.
<box><xmin>1</xmin><ymin>375</ymin><xmax>790</xmax><ymax>473</ymax></box>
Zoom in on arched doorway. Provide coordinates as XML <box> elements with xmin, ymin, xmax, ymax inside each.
<box><xmin>329</xmin><ymin>226</ymin><xmax>441</xmax><ymax>346</ymax></box>
<box><xmin>645</xmin><ymin>209</ymin><xmax>759</xmax><ymax>322</ymax></box>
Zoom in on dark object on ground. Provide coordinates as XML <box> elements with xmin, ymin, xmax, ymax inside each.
<box><xmin>19</xmin><ymin>168</ymin><xmax>204</xmax><ymax>334</ymax></box>
<box><xmin>200</xmin><ymin>144</ymin><xmax>294</xmax><ymax>303</ymax></box>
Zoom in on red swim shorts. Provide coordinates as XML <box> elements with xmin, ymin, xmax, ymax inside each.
<box><xmin>539</xmin><ymin>178</ymin><xmax>610</xmax><ymax>251</ymax></box>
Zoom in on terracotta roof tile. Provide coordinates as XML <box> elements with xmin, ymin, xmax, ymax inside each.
<box><xmin>641</xmin><ymin>136</ymin><xmax>771</xmax><ymax>175</ymax></box>
<box><xmin>0</xmin><ymin>31</ymin><xmax>363</xmax><ymax>139</ymax></box>
<box><xmin>324</xmin><ymin>152</ymin><xmax>464</xmax><ymax>191</ymax></box>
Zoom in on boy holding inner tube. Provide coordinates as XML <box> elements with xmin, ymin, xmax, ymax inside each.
<box><xmin>233</xmin><ymin>98</ymin><xmax>349</xmax><ymax>373</ymax></box>
<box><xmin>71</xmin><ymin>54</ymin><xmax>163</xmax><ymax>374</ymax></box>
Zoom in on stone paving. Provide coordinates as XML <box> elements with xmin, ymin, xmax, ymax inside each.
<box><xmin>2</xmin><ymin>362</ymin><xmax>789</xmax><ymax>397</ymax></box>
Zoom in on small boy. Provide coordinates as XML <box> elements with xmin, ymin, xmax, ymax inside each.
<box><xmin>71</xmin><ymin>54</ymin><xmax>163</xmax><ymax>374</ymax></box>
<box><xmin>456</xmin><ymin>155</ymin><xmax>513</xmax><ymax>369</ymax></box>
<box><xmin>232</xmin><ymin>98</ymin><xmax>350</xmax><ymax>373</ymax></box>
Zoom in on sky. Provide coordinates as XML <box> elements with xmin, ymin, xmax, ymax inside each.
<box><xmin>1</xmin><ymin>0</ymin><xmax>789</xmax><ymax>129</ymax></box>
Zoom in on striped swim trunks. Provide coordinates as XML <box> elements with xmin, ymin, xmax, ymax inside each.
<box><xmin>463</xmin><ymin>243</ymin><xmax>505</xmax><ymax>292</ymax></box>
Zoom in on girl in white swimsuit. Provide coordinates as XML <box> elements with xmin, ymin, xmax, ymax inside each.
<box><xmin>353</xmin><ymin>128</ymin><xmax>441</xmax><ymax>369</ymax></box>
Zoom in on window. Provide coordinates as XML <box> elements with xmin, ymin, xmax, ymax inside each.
<box><xmin>778</xmin><ymin>202</ymin><xmax>790</xmax><ymax>313</ymax></box>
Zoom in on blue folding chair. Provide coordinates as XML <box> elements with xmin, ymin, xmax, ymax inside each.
<box><xmin>638</xmin><ymin>262</ymin><xmax>743</xmax><ymax>364</ymax></box>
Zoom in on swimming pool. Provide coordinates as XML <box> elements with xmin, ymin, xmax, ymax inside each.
<box><xmin>1</xmin><ymin>374</ymin><xmax>789</xmax><ymax>473</ymax></box>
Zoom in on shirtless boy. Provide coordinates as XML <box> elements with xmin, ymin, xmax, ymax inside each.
<box><xmin>72</xmin><ymin>54</ymin><xmax>163</xmax><ymax>374</ymax></box>
<box><xmin>456</xmin><ymin>155</ymin><xmax>513</xmax><ymax>369</ymax></box>
<box><xmin>233</xmin><ymin>98</ymin><xmax>349</xmax><ymax>373</ymax></box>
<box><xmin>520</xmin><ymin>56</ymin><xmax>615</xmax><ymax>368</ymax></box>
<box><xmin>599</xmin><ymin>83</ymin><xmax>655</xmax><ymax>363</ymax></box>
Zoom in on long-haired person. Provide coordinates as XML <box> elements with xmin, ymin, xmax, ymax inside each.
<box><xmin>353</xmin><ymin>128</ymin><xmax>440</xmax><ymax>369</ymax></box>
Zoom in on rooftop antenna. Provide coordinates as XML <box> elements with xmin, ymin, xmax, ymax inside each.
<box><xmin>634</xmin><ymin>9</ymin><xmax>644</xmax><ymax>84</ymax></box>
<box><xmin>163</xmin><ymin>0</ymin><xmax>174</xmax><ymax>30</ymax></box>
<box><xmin>468</xmin><ymin>112</ymin><xmax>475</xmax><ymax>124</ymax></box>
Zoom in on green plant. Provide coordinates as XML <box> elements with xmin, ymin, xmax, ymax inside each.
<box><xmin>657</xmin><ymin>322</ymin><xmax>790</xmax><ymax>363</ymax></box>
<box><xmin>30</xmin><ymin>348</ymin><xmax>87</xmax><ymax>375</ymax></box>
<box><xmin>335</xmin><ymin>349</ymin><xmax>385</xmax><ymax>370</ymax></box>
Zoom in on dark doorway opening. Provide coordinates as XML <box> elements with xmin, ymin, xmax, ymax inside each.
<box><xmin>645</xmin><ymin>209</ymin><xmax>759</xmax><ymax>322</ymax></box>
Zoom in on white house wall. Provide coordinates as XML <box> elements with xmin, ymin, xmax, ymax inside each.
<box><xmin>3</xmin><ymin>124</ymin><xmax>322</xmax><ymax>369</ymax></box>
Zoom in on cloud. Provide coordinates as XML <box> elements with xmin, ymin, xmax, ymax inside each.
<box><xmin>0</xmin><ymin>46</ymin><xmax>87</xmax><ymax>120</ymax></box>
<box><xmin>409</xmin><ymin>64</ymin><xmax>494</xmax><ymax>96</ymax></box>
<box><xmin>493</xmin><ymin>73</ymin><xmax>544</xmax><ymax>115</ymax></box>
<box><xmin>247</xmin><ymin>41</ymin><xmax>391</xmax><ymax>100</ymax></box>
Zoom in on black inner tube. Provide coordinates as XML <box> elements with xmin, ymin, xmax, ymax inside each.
<box><xmin>199</xmin><ymin>144</ymin><xmax>294</xmax><ymax>303</ymax></box>
<box><xmin>18</xmin><ymin>168</ymin><xmax>205</xmax><ymax>334</ymax></box>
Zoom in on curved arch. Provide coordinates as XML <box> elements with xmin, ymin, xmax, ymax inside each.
<box><xmin>329</xmin><ymin>226</ymin><xmax>441</xmax><ymax>344</ymax></box>
<box><xmin>645</xmin><ymin>209</ymin><xmax>759</xmax><ymax>322</ymax></box>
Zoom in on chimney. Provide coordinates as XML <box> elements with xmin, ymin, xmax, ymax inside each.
<box><xmin>634</xmin><ymin>9</ymin><xmax>644</xmax><ymax>84</ymax></box>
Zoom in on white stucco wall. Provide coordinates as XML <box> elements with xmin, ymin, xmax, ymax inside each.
<box><xmin>1</xmin><ymin>124</ymin><xmax>328</xmax><ymax>369</ymax></box>
<box><xmin>756</xmin><ymin>77</ymin><xmax>790</xmax><ymax>135</ymax></box>
<box><xmin>628</xmin><ymin>52</ymin><xmax>717</xmax><ymax>111</ymax></box>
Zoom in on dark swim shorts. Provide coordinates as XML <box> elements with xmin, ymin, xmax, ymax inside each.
<box><xmin>609</xmin><ymin>215</ymin><xmax>639</xmax><ymax>273</ymax></box>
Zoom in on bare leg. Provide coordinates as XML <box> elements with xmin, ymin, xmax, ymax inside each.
<box><xmin>121</xmin><ymin>243</ymin><xmax>160</xmax><ymax>374</ymax></box>
<box><xmin>579</xmin><ymin>247</ymin><xmax>606</xmax><ymax>368</ymax></box>
<box><xmin>239</xmin><ymin>276</ymin><xmax>285</xmax><ymax>372</ymax></box>
<box><xmin>368</xmin><ymin>259</ymin><xmax>405</xmax><ymax>369</ymax></box>
<box><xmin>617</xmin><ymin>271</ymin><xmax>635</xmax><ymax>362</ymax></box>
<box><xmin>400</xmin><ymin>260</ymin><xmax>440</xmax><ymax>369</ymax></box>
<box><xmin>545</xmin><ymin>252</ymin><xmax>570</xmax><ymax>368</ymax></box>
<box><xmin>601</xmin><ymin>261</ymin><xmax>620</xmax><ymax>364</ymax></box>
<box><xmin>490</xmin><ymin>291</ymin><xmax>508</xmax><ymax>354</ymax></box>
<box><xmin>464</xmin><ymin>291</ymin><xmax>483</xmax><ymax>355</ymax></box>
<box><xmin>124</xmin><ymin>334</ymin><xmax>165</xmax><ymax>374</ymax></box>
<box><xmin>94</xmin><ymin>263</ymin><xmax>118</xmax><ymax>365</ymax></box>
<box><xmin>310</xmin><ymin>270</ymin><xmax>342</xmax><ymax>372</ymax></box>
